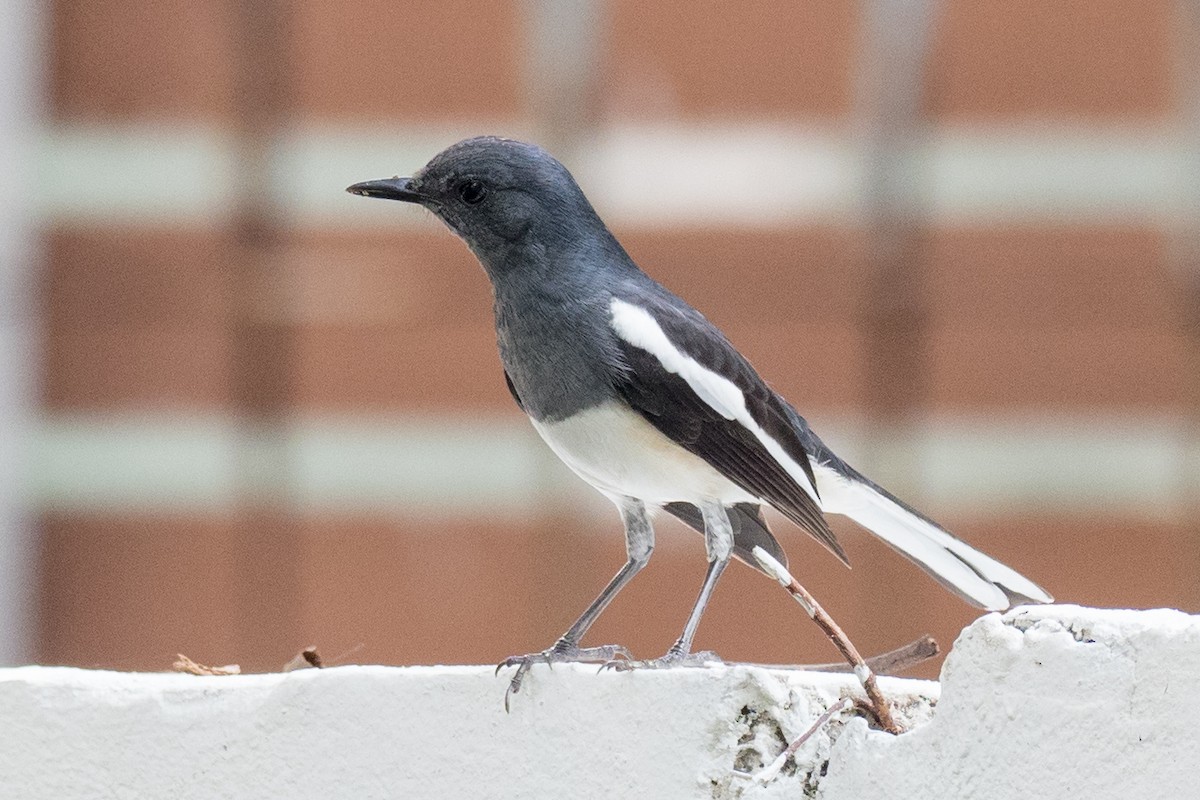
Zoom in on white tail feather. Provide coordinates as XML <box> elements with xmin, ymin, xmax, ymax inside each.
<box><xmin>813</xmin><ymin>464</ymin><xmax>1052</xmax><ymax>610</ymax></box>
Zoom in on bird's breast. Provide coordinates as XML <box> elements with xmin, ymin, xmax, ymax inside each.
<box><xmin>530</xmin><ymin>400</ymin><xmax>757</xmax><ymax>505</ymax></box>
<box><xmin>494</xmin><ymin>296</ymin><xmax>621</xmax><ymax>422</ymax></box>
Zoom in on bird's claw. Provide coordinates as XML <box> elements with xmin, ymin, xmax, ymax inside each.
<box><xmin>498</xmin><ymin>642</ymin><xmax>632</xmax><ymax>711</ymax></box>
<box><xmin>601</xmin><ymin>648</ymin><xmax>722</xmax><ymax>672</ymax></box>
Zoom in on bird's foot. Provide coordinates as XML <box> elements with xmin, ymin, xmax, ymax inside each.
<box><xmin>497</xmin><ymin>640</ymin><xmax>632</xmax><ymax>710</ymax></box>
<box><xmin>600</xmin><ymin>645</ymin><xmax>723</xmax><ymax>672</ymax></box>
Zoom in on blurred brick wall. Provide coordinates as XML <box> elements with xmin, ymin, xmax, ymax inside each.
<box><xmin>35</xmin><ymin>0</ymin><xmax>1198</xmax><ymax>678</ymax></box>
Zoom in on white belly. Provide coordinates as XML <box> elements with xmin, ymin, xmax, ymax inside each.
<box><xmin>531</xmin><ymin>401</ymin><xmax>758</xmax><ymax>506</ymax></box>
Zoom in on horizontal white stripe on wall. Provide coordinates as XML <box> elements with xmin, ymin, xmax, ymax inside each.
<box><xmin>33</xmin><ymin>122</ymin><xmax>1192</xmax><ymax>227</ymax></box>
<box><xmin>35</xmin><ymin>127</ymin><xmax>240</xmax><ymax>224</ymax></box>
<box><xmin>28</xmin><ymin>414</ymin><xmax>583</xmax><ymax>518</ymax></box>
<box><xmin>25</xmin><ymin>412</ymin><xmax>1197</xmax><ymax>524</ymax></box>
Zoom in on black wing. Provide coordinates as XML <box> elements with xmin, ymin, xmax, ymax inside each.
<box><xmin>611</xmin><ymin>295</ymin><xmax>848</xmax><ymax>565</ymax></box>
<box><xmin>504</xmin><ymin>369</ymin><xmax>524</xmax><ymax>411</ymax></box>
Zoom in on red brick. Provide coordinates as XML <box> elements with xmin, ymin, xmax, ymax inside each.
<box><xmin>288</xmin><ymin>227</ymin><xmax>869</xmax><ymax>412</ymax></box>
<box><xmin>950</xmin><ymin>514</ymin><xmax>1200</xmax><ymax>616</ymax></box>
<box><xmin>295</xmin><ymin>509</ymin><xmax>1199</xmax><ymax>676</ymax></box>
<box><xmin>297</xmin><ymin>515</ymin><xmax>547</xmax><ymax>666</ymax></box>
<box><xmin>286</xmin><ymin>230</ymin><xmax>508</xmax><ymax>409</ymax></box>
<box><xmin>926</xmin><ymin>226</ymin><xmax>1176</xmax><ymax>328</ymax></box>
<box><xmin>928</xmin><ymin>0</ymin><xmax>1173</xmax><ymax>120</ymax></box>
<box><xmin>723</xmin><ymin>322</ymin><xmax>864</xmax><ymax>414</ymax></box>
<box><xmin>596</xmin><ymin>514</ymin><xmax>879</xmax><ymax>668</ymax></box>
<box><xmin>618</xmin><ymin>226</ymin><xmax>869</xmax><ymax>412</ymax></box>
<box><xmin>606</xmin><ymin>0</ymin><xmax>858</xmax><ymax>118</ymax></box>
<box><xmin>928</xmin><ymin>324</ymin><xmax>1188</xmax><ymax>411</ymax></box>
<box><xmin>41</xmin><ymin>227</ymin><xmax>237</xmax><ymax>411</ymax></box>
<box><xmin>291</xmin><ymin>1</ymin><xmax>524</xmax><ymax>120</ymax></box>
<box><xmin>296</xmin><ymin>511</ymin><xmax>880</xmax><ymax>668</ymax></box>
<box><xmin>284</xmin><ymin>230</ymin><xmax>494</xmax><ymax>327</ymax></box>
<box><xmin>44</xmin><ymin>324</ymin><xmax>233</xmax><ymax>411</ymax></box>
<box><xmin>49</xmin><ymin>0</ymin><xmax>235</xmax><ymax>120</ymax></box>
<box><xmin>919</xmin><ymin>225</ymin><xmax>1188</xmax><ymax>412</ymax></box>
<box><xmin>44</xmin><ymin>227</ymin><xmax>234</xmax><ymax>328</ymax></box>
<box><xmin>748</xmin><ymin>512</ymin><xmax>1200</xmax><ymax>680</ymax></box>
<box><xmin>291</xmin><ymin>319</ymin><xmax>860</xmax><ymax>416</ymax></box>
<box><xmin>37</xmin><ymin>508</ymin><xmax>1194</xmax><ymax>678</ymax></box>
<box><xmin>619</xmin><ymin>225</ymin><xmax>873</xmax><ymax>412</ymax></box>
<box><xmin>294</xmin><ymin>322</ymin><xmax>509</xmax><ymax>411</ymax></box>
<box><xmin>38</xmin><ymin>513</ymin><xmax>242</xmax><ymax>669</ymax></box>
<box><xmin>617</xmin><ymin>227</ymin><xmax>867</xmax><ymax>323</ymax></box>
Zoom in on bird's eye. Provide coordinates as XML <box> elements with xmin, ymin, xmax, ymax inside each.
<box><xmin>458</xmin><ymin>179</ymin><xmax>487</xmax><ymax>205</ymax></box>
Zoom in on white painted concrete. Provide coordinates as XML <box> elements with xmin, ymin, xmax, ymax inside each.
<box><xmin>822</xmin><ymin>605</ymin><xmax>1200</xmax><ymax>798</ymax></box>
<box><xmin>1</xmin><ymin>605</ymin><xmax>1195</xmax><ymax>799</ymax></box>
<box><xmin>0</xmin><ymin>660</ymin><xmax>937</xmax><ymax>799</ymax></box>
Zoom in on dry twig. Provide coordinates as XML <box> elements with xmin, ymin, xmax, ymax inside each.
<box><xmin>801</xmin><ymin>634</ymin><xmax>939</xmax><ymax>675</ymax></box>
<box><xmin>172</xmin><ymin>654</ymin><xmax>240</xmax><ymax>676</ymax></box>
<box><xmin>282</xmin><ymin>646</ymin><xmax>324</xmax><ymax>672</ymax></box>
<box><xmin>753</xmin><ymin>696</ymin><xmax>855</xmax><ymax>783</ymax></box>
<box><xmin>735</xmin><ymin>634</ymin><xmax>939</xmax><ymax>675</ymax></box>
<box><xmin>751</xmin><ymin>546</ymin><xmax>902</xmax><ymax>735</ymax></box>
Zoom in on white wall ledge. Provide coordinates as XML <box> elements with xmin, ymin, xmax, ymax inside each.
<box><xmin>1</xmin><ymin>605</ymin><xmax>1196</xmax><ymax>799</ymax></box>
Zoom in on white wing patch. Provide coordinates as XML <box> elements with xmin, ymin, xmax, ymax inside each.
<box><xmin>609</xmin><ymin>298</ymin><xmax>821</xmax><ymax>505</ymax></box>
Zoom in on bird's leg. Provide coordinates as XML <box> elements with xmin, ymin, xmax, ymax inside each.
<box><xmin>498</xmin><ymin>498</ymin><xmax>653</xmax><ymax>708</ymax></box>
<box><xmin>660</xmin><ymin>500</ymin><xmax>733</xmax><ymax>664</ymax></box>
<box><xmin>607</xmin><ymin>500</ymin><xmax>732</xmax><ymax>671</ymax></box>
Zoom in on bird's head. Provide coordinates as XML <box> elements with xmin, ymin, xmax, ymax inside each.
<box><xmin>347</xmin><ymin>137</ymin><xmax>604</xmax><ymax>275</ymax></box>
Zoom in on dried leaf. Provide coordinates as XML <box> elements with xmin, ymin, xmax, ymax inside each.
<box><xmin>173</xmin><ymin>654</ymin><xmax>241</xmax><ymax>676</ymax></box>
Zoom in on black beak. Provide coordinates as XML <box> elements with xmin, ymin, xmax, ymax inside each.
<box><xmin>345</xmin><ymin>176</ymin><xmax>426</xmax><ymax>203</ymax></box>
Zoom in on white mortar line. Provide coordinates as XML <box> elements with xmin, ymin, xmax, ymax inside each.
<box><xmin>34</xmin><ymin>126</ymin><xmax>241</xmax><ymax>224</ymax></box>
<box><xmin>27</xmin><ymin>414</ymin><xmax>587</xmax><ymax>519</ymax></box>
<box><xmin>25</xmin><ymin>412</ymin><xmax>1191</xmax><ymax>521</ymax></box>
<box><xmin>32</xmin><ymin>122</ymin><xmax>1193</xmax><ymax>228</ymax></box>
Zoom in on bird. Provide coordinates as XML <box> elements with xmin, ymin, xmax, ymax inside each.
<box><xmin>347</xmin><ymin>136</ymin><xmax>1052</xmax><ymax>703</ymax></box>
